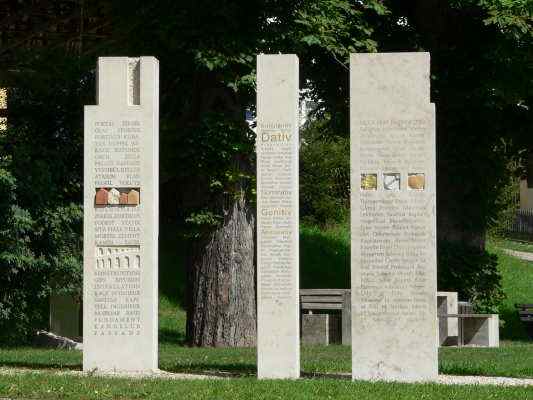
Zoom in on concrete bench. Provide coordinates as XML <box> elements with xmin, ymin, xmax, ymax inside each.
<box><xmin>300</xmin><ymin>289</ymin><xmax>350</xmax><ymax>345</ymax></box>
<box><xmin>437</xmin><ymin>292</ymin><xmax>459</xmax><ymax>346</ymax></box>
<box><xmin>300</xmin><ymin>289</ymin><xmax>498</xmax><ymax>347</ymax></box>
<box><xmin>439</xmin><ymin>313</ymin><xmax>499</xmax><ymax>347</ymax></box>
<box><xmin>515</xmin><ymin>303</ymin><xmax>533</xmax><ymax>339</ymax></box>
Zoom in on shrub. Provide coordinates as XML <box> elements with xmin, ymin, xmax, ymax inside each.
<box><xmin>300</xmin><ymin>119</ymin><xmax>349</xmax><ymax>225</ymax></box>
<box><xmin>438</xmin><ymin>240</ymin><xmax>505</xmax><ymax>313</ymax></box>
<box><xmin>0</xmin><ymin>52</ymin><xmax>87</xmax><ymax>344</ymax></box>
<box><xmin>488</xmin><ymin>153</ymin><xmax>522</xmax><ymax>238</ymax></box>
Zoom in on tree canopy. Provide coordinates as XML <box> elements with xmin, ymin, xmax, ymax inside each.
<box><xmin>0</xmin><ymin>0</ymin><xmax>532</xmax><ymax>341</ymax></box>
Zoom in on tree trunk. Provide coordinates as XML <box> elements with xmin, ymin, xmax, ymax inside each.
<box><xmin>186</xmin><ymin>184</ymin><xmax>256</xmax><ymax>347</ymax></box>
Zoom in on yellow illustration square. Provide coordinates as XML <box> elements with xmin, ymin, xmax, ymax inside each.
<box><xmin>361</xmin><ymin>174</ymin><xmax>377</xmax><ymax>190</ymax></box>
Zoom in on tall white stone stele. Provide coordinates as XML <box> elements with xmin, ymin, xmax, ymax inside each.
<box><xmin>256</xmin><ymin>54</ymin><xmax>300</xmax><ymax>379</ymax></box>
<box><xmin>350</xmin><ymin>52</ymin><xmax>438</xmax><ymax>382</ymax></box>
<box><xmin>83</xmin><ymin>57</ymin><xmax>159</xmax><ymax>372</ymax></box>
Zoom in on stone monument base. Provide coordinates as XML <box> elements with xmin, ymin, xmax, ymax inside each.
<box><xmin>301</xmin><ymin>314</ymin><xmax>341</xmax><ymax>345</ymax></box>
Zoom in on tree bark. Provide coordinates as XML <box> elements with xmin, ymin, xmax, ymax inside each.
<box><xmin>186</xmin><ymin>172</ymin><xmax>256</xmax><ymax>347</ymax></box>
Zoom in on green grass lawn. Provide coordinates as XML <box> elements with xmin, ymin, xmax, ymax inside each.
<box><xmin>2</xmin><ymin>373</ymin><xmax>533</xmax><ymax>400</ymax></box>
<box><xmin>300</xmin><ymin>222</ymin><xmax>350</xmax><ymax>289</ymax></box>
<box><xmin>2</xmin><ymin>339</ymin><xmax>533</xmax><ymax>379</ymax></box>
<box><xmin>487</xmin><ymin>240</ymin><xmax>533</xmax><ymax>340</ymax></box>
<box><xmin>1</xmin><ymin>292</ymin><xmax>533</xmax><ymax>380</ymax></box>
<box><xmin>1</xmin><ymin>230</ymin><xmax>533</xmax><ymax>399</ymax></box>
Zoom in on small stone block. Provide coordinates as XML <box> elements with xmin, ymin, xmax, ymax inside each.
<box><xmin>119</xmin><ymin>192</ymin><xmax>128</xmax><ymax>204</ymax></box>
<box><xmin>408</xmin><ymin>174</ymin><xmax>425</xmax><ymax>190</ymax></box>
<box><xmin>127</xmin><ymin>189</ymin><xmax>140</xmax><ymax>205</ymax></box>
<box><xmin>95</xmin><ymin>188</ymin><xmax>108</xmax><ymax>205</ymax></box>
<box><xmin>301</xmin><ymin>314</ymin><xmax>342</xmax><ymax>345</ymax></box>
<box><xmin>108</xmin><ymin>188</ymin><xmax>120</xmax><ymax>205</ymax></box>
<box><xmin>302</xmin><ymin>314</ymin><xmax>329</xmax><ymax>345</ymax></box>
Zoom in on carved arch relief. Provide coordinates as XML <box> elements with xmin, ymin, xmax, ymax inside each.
<box><xmin>95</xmin><ymin>246</ymin><xmax>141</xmax><ymax>269</ymax></box>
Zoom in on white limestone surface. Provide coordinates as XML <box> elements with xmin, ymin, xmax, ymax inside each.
<box><xmin>350</xmin><ymin>52</ymin><xmax>437</xmax><ymax>382</ymax></box>
<box><xmin>83</xmin><ymin>57</ymin><xmax>159</xmax><ymax>372</ymax></box>
<box><xmin>256</xmin><ymin>54</ymin><xmax>300</xmax><ymax>379</ymax></box>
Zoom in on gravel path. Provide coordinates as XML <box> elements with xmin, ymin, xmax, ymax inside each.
<box><xmin>0</xmin><ymin>367</ymin><xmax>217</xmax><ymax>380</ymax></box>
<box><xmin>436</xmin><ymin>374</ymin><xmax>533</xmax><ymax>386</ymax></box>
<box><xmin>1</xmin><ymin>367</ymin><xmax>532</xmax><ymax>386</ymax></box>
<box><xmin>309</xmin><ymin>372</ymin><xmax>533</xmax><ymax>386</ymax></box>
<box><xmin>504</xmin><ymin>249</ymin><xmax>533</xmax><ymax>262</ymax></box>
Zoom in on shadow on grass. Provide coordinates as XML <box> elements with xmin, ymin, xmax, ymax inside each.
<box><xmin>0</xmin><ymin>360</ymin><xmax>81</xmax><ymax>371</ymax></box>
<box><xmin>162</xmin><ymin>362</ymin><xmax>256</xmax><ymax>377</ymax></box>
<box><xmin>439</xmin><ymin>364</ymin><xmax>487</xmax><ymax>377</ymax></box>
<box><xmin>300</xmin><ymin>224</ymin><xmax>350</xmax><ymax>289</ymax></box>
<box><xmin>500</xmin><ymin>306</ymin><xmax>531</xmax><ymax>341</ymax></box>
<box><xmin>159</xmin><ymin>328</ymin><xmax>186</xmax><ymax>345</ymax></box>
<box><xmin>302</xmin><ymin>371</ymin><xmax>350</xmax><ymax>380</ymax></box>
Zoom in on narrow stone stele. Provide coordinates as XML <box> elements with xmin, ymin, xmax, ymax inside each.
<box><xmin>83</xmin><ymin>57</ymin><xmax>159</xmax><ymax>373</ymax></box>
<box><xmin>256</xmin><ymin>54</ymin><xmax>300</xmax><ymax>379</ymax></box>
<box><xmin>350</xmin><ymin>52</ymin><xmax>437</xmax><ymax>382</ymax></box>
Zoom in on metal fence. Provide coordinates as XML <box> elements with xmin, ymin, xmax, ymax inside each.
<box><xmin>508</xmin><ymin>209</ymin><xmax>533</xmax><ymax>239</ymax></box>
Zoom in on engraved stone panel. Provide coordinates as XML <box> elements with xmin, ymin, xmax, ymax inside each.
<box><xmin>256</xmin><ymin>54</ymin><xmax>300</xmax><ymax>379</ymax></box>
<box><xmin>84</xmin><ymin>57</ymin><xmax>159</xmax><ymax>373</ymax></box>
<box><xmin>350</xmin><ymin>53</ymin><xmax>437</xmax><ymax>382</ymax></box>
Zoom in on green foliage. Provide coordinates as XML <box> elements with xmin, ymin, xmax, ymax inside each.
<box><xmin>489</xmin><ymin>179</ymin><xmax>520</xmax><ymax>238</ymax></box>
<box><xmin>300</xmin><ymin>223</ymin><xmax>350</xmax><ymax>289</ymax></box>
<box><xmin>173</xmin><ymin>113</ymin><xmax>255</xmax><ymax>233</ymax></box>
<box><xmin>0</xmin><ymin>167</ymin><xmax>47</xmax><ymax>344</ymax></box>
<box><xmin>381</xmin><ymin>1</ymin><xmax>533</xmax><ymax>246</ymax></box>
<box><xmin>295</xmin><ymin>0</ymin><xmax>388</xmax><ymax>59</ymax></box>
<box><xmin>1</xmin><ymin>0</ymin><xmax>388</xmax><ymax>343</ymax></box>
<box><xmin>488</xmin><ymin>152</ymin><xmax>522</xmax><ymax>238</ymax></box>
<box><xmin>0</xmin><ymin>52</ymin><xmax>87</xmax><ymax>344</ymax></box>
<box><xmin>300</xmin><ymin>119</ymin><xmax>350</xmax><ymax>225</ymax></box>
<box><xmin>2</xmin><ymin>0</ymin><xmax>532</xmax><ymax>344</ymax></box>
<box><xmin>478</xmin><ymin>0</ymin><xmax>533</xmax><ymax>38</ymax></box>
<box><xmin>438</xmin><ymin>241</ymin><xmax>505</xmax><ymax>313</ymax></box>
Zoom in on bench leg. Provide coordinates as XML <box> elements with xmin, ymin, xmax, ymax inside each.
<box><xmin>342</xmin><ymin>291</ymin><xmax>351</xmax><ymax>346</ymax></box>
<box><xmin>458</xmin><ymin>317</ymin><xmax>464</xmax><ymax>347</ymax></box>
